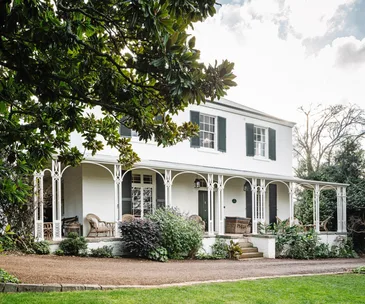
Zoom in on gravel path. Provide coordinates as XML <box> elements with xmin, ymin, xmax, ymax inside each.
<box><xmin>0</xmin><ymin>254</ymin><xmax>364</xmax><ymax>286</ymax></box>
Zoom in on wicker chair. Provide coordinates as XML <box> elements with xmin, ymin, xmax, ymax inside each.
<box><xmin>189</xmin><ymin>214</ymin><xmax>206</xmax><ymax>231</ymax></box>
<box><xmin>121</xmin><ymin>213</ymin><xmax>135</xmax><ymax>223</ymax></box>
<box><xmin>86</xmin><ymin>213</ymin><xmax>114</xmax><ymax>237</ymax></box>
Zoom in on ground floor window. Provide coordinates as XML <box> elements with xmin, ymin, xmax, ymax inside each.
<box><xmin>132</xmin><ymin>173</ymin><xmax>154</xmax><ymax>217</ymax></box>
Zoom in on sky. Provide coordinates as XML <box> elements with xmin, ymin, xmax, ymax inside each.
<box><xmin>192</xmin><ymin>0</ymin><xmax>365</xmax><ymax>126</ymax></box>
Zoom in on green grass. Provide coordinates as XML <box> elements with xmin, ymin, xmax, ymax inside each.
<box><xmin>1</xmin><ymin>274</ymin><xmax>365</xmax><ymax>304</ymax></box>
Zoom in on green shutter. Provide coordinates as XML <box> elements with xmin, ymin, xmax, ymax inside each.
<box><xmin>119</xmin><ymin>118</ymin><xmax>131</xmax><ymax>137</ymax></box>
<box><xmin>246</xmin><ymin>123</ymin><xmax>254</xmax><ymax>156</ymax></box>
<box><xmin>190</xmin><ymin>110</ymin><xmax>200</xmax><ymax>148</ymax></box>
<box><xmin>218</xmin><ymin>116</ymin><xmax>226</xmax><ymax>152</ymax></box>
<box><xmin>269</xmin><ymin>128</ymin><xmax>276</xmax><ymax>161</ymax></box>
<box><xmin>156</xmin><ymin>173</ymin><xmax>165</xmax><ymax>209</ymax></box>
<box><xmin>122</xmin><ymin>171</ymin><xmax>132</xmax><ymax>215</ymax></box>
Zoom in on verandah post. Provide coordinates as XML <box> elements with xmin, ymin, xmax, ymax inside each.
<box><xmin>33</xmin><ymin>171</ymin><xmax>44</xmax><ymax>240</ymax></box>
<box><xmin>114</xmin><ymin>164</ymin><xmax>122</xmax><ymax>237</ymax></box>
<box><xmin>51</xmin><ymin>160</ymin><xmax>62</xmax><ymax>241</ymax></box>
<box><xmin>289</xmin><ymin>182</ymin><xmax>295</xmax><ymax>226</ymax></box>
<box><xmin>164</xmin><ymin>169</ymin><xmax>172</xmax><ymax>208</ymax></box>
<box><xmin>314</xmin><ymin>184</ymin><xmax>320</xmax><ymax>233</ymax></box>
<box><xmin>207</xmin><ymin>174</ymin><xmax>214</xmax><ymax>235</ymax></box>
<box><xmin>217</xmin><ymin>175</ymin><xmax>224</xmax><ymax>234</ymax></box>
<box><xmin>251</xmin><ymin>178</ymin><xmax>258</xmax><ymax>234</ymax></box>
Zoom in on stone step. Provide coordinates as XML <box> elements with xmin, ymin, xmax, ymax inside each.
<box><xmin>241</xmin><ymin>247</ymin><xmax>259</xmax><ymax>253</ymax></box>
<box><xmin>239</xmin><ymin>252</ymin><xmax>264</xmax><ymax>259</ymax></box>
<box><xmin>237</xmin><ymin>241</ymin><xmax>253</xmax><ymax>248</ymax></box>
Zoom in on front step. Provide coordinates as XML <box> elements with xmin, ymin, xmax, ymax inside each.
<box><xmin>240</xmin><ymin>252</ymin><xmax>264</xmax><ymax>259</ymax></box>
<box><xmin>236</xmin><ymin>241</ymin><xmax>264</xmax><ymax>260</ymax></box>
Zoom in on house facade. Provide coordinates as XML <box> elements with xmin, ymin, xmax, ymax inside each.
<box><xmin>33</xmin><ymin>98</ymin><xmax>348</xmax><ymax>257</ymax></box>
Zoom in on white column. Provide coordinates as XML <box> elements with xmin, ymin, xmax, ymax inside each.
<box><xmin>52</xmin><ymin>160</ymin><xmax>62</xmax><ymax>241</ymax></box>
<box><xmin>342</xmin><ymin>187</ymin><xmax>347</xmax><ymax>233</ymax></box>
<box><xmin>114</xmin><ymin>165</ymin><xmax>122</xmax><ymax>237</ymax></box>
<box><xmin>164</xmin><ymin>169</ymin><xmax>172</xmax><ymax>208</ymax></box>
<box><xmin>252</xmin><ymin>178</ymin><xmax>258</xmax><ymax>234</ymax></box>
<box><xmin>207</xmin><ymin>174</ymin><xmax>214</xmax><ymax>235</ymax></box>
<box><xmin>217</xmin><ymin>175</ymin><xmax>224</xmax><ymax>235</ymax></box>
<box><xmin>314</xmin><ymin>184</ymin><xmax>320</xmax><ymax>233</ymax></box>
<box><xmin>260</xmin><ymin>179</ymin><xmax>266</xmax><ymax>223</ymax></box>
<box><xmin>336</xmin><ymin>186</ymin><xmax>343</xmax><ymax>232</ymax></box>
<box><xmin>289</xmin><ymin>182</ymin><xmax>295</xmax><ymax>226</ymax></box>
<box><xmin>33</xmin><ymin>171</ymin><xmax>44</xmax><ymax>240</ymax></box>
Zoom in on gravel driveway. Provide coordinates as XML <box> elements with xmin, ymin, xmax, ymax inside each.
<box><xmin>0</xmin><ymin>254</ymin><xmax>364</xmax><ymax>286</ymax></box>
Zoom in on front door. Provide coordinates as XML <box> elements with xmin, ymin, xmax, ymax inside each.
<box><xmin>198</xmin><ymin>191</ymin><xmax>208</xmax><ymax>231</ymax></box>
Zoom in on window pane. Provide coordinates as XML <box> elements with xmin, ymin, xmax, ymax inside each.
<box><xmin>132</xmin><ymin>187</ymin><xmax>141</xmax><ymax>217</ymax></box>
<box><xmin>143</xmin><ymin>188</ymin><xmax>153</xmax><ymax>215</ymax></box>
<box><xmin>143</xmin><ymin>175</ymin><xmax>153</xmax><ymax>184</ymax></box>
<box><xmin>132</xmin><ymin>174</ymin><xmax>141</xmax><ymax>183</ymax></box>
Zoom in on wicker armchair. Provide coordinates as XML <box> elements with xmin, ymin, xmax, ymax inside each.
<box><xmin>86</xmin><ymin>213</ymin><xmax>114</xmax><ymax>237</ymax></box>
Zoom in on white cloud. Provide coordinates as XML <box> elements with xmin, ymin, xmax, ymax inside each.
<box><xmin>192</xmin><ymin>0</ymin><xmax>364</xmax><ymax>125</ymax></box>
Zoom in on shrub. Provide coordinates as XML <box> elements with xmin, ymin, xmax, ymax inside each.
<box><xmin>269</xmin><ymin>223</ymin><xmax>357</xmax><ymax>259</ymax></box>
<box><xmin>148</xmin><ymin>207</ymin><xmax>204</xmax><ymax>259</ymax></box>
<box><xmin>119</xmin><ymin>218</ymin><xmax>161</xmax><ymax>258</ymax></box>
<box><xmin>89</xmin><ymin>246</ymin><xmax>114</xmax><ymax>258</ymax></box>
<box><xmin>148</xmin><ymin>247</ymin><xmax>168</xmax><ymax>262</ymax></box>
<box><xmin>228</xmin><ymin>240</ymin><xmax>243</xmax><ymax>260</ymax></box>
<box><xmin>54</xmin><ymin>249</ymin><xmax>64</xmax><ymax>256</ymax></box>
<box><xmin>211</xmin><ymin>237</ymin><xmax>229</xmax><ymax>259</ymax></box>
<box><xmin>32</xmin><ymin>241</ymin><xmax>50</xmax><ymax>255</ymax></box>
<box><xmin>0</xmin><ymin>268</ymin><xmax>20</xmax><ymax>284</ymax></box>
<box><xmin>352</xmin><ymin>266</ymin><xmax>365</xmax><ymax>274</ymax></box>
<box><xmin>59</xmin><ymin>232</ymin><xmax>88</xmax><ymax>256</ymax></box>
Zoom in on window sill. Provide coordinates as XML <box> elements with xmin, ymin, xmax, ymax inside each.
<box><xmin>253</xmin><ymin>156</ymin><xmax>271</xmax><ymax>162</ymax></box>
<box><xmin>197</xmin><ymin>148</ymin><xmax>222</xmax><ymax>154</ymax></box>
<box><xmin>131</xmin><ymin>138</ymin><xmax>157</xmax><ymax>146</ymax></box>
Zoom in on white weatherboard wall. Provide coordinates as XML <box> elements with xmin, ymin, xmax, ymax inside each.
<box><xmin>223</xmin><ymin>178</ymin><xmax>246</xmax><ymax>218</ymax></box>
<box><xmin>63</xmin><ymin>166</ymin><xmax>83</xmax><ymax>220</ymax></box>
<box><xmin>70</xmin><ymin>103</ymin><xmax>294</xmax><ymax>178</ymax></box>
<box><xmin>82</xmin><ymin>164</ymin><xmax>115</xmax><ymax>236</ymax></box>
<box><xmin>171</xmin><ymin>174</ymin><xmax>200</xmax><ymax>215</ymax></box>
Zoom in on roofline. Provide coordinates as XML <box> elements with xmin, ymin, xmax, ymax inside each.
<box><xmin>204</xmin><ymin>99</ymin><xmax>297</xmax><ymax>128</ymax></box>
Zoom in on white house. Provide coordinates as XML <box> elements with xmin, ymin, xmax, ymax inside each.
<box><xmin>33</xmin><ymin>98</ymin><xmax>348</xmax><ymax>257</ymax></box>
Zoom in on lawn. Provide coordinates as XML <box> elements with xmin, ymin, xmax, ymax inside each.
<box><xmin>1</xmin><ymin>274</ymin><xmax>364</xmax><ymax>304</ymax></box>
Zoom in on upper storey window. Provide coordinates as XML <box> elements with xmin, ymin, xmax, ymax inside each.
<box><xmin>190</xmin><ymin>111</ymin><xmax>226</xmax><ymax>152</ymax></box>
<box><xmin>199</xmin><ymin>114</ymin><xmax>215</xmax><ymax>149</ymax></box>
<box><xmin>254</xmin><ymin>126</ymin><xmax>267</xmax><ymax>157</ymax></box>
<box><xmin>246</xmin><ymin>123</ymin><xmax>276</xmax><ymax>161</ymax></box>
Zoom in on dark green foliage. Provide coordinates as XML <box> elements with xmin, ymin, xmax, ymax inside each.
<box><xmin>211</xmin><ymin>237</ymin><xmax>229</xmax><ymax>259</ymax></box>
<box><xmin>148</xmin><ymin>208</ymin><xmax>204</xmax><ymax>259</ymax></box>
<box><xmin>89</xmin><ymin>246</ymin><xmax>114</xmax><ymax>258</ymax></box>
<box><xmin>196</xmin><ymin>237</ymin><xmax>229</xmax><ymax>260</ymax></box>
<box><xmin>0</xmin><ymin>1</ymin><xmax>236</xmax><ymax>238</ymax></box>
<box><xmin>295</xmin><ymin>140</ymin><xmax>365</xmax><ymax>251</ymax></box>
<box><xmin>32</xmin><ymin>241</ymin><xmax>50</xmax><ymax>255</ymax></box>
<box><xmin>267</xmin><ymin>222</ymin><xmax>357</xmax><ymax>259</ymax></box>
<box><xmin>54</xmin><ymin>249</ymin><xmax>64</xmax><ymax>256</ymax></box>
<box><xmin>119</xmin><ymin>218</ymin><xmax>161</xmax><ymax>258</ymax></box>
<box><xmin>148</xmin><ymin>247</ymin><xmax>169</xmax><ymax>262</ymax></box>
<box><xmin>228</xmin><ymin>240</ymin><xmax>242</xmax><ymax>260</ymax></box>
<box><xmin>0</xmin><ymin>268</ymin><xmax>20</xmax><ymax>284</ymax></box>
<box><xmin>352</xmin><ymin>266</ymin><xmax>365</xmax><ymax>274</ymax></box>
<box><xmin>58</xmin><ymin>232</ymin><xmax>88</xmax><ymax>256</ymax></box>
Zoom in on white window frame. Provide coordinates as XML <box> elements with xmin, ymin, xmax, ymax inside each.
<box><xmin>199</xmin><ymin>113</ymin><xmax>217</xmax><ymax>150</ymax></box>
<box><xmin>254</xmin><ymin>126</ymin><xmax>268</xmax><ymax>159</ymax></box>
<box><xmin>131</xmin><ymin>171</ymin><xmax>156</xmax><ymax>218</ymax></box>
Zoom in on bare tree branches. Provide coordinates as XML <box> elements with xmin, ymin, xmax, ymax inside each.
<box><xmin>294</xmin><ymin>104</ymin><xmax>365</xmax><ymax>177</ymax></box>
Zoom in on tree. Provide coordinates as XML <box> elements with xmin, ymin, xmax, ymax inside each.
<box><xmin>294</xmin><ymin>104</ymin><xmax>365</xmax><ymax>177</ymax></box>
<box><xmin>0</xmin><ymin>1</ymin><xmax>236</xmax><ymax>232</ymax></box>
